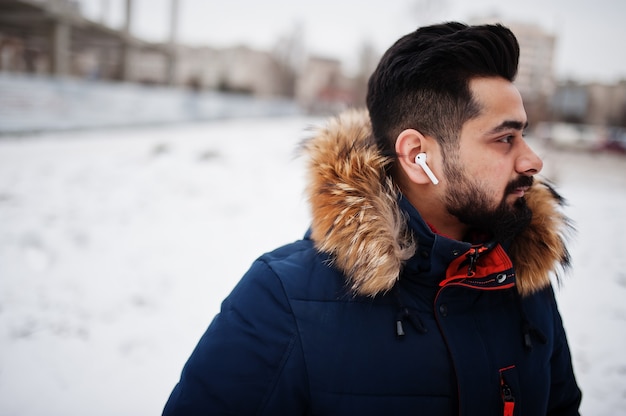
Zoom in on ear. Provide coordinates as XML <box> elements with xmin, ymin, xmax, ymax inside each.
<box><xmin>395</xmin><ymin>129</ymin><xmax>437</xmax><ymax>185</ymax></box>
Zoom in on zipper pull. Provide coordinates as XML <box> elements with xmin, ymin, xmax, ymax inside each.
<box><xmin>466</xmin><ymin>242</ymin><xmax>497</xmax><ymax>276</ymax></box>
<box><xmin>467</xmin><ymin>247</ymin><xmax>480</xmax><ymax>276</ymax></box>
<box><xmin>501</xmin><ymin>383</ymin><xmax>515</xmax><ymax>416</ymax></box>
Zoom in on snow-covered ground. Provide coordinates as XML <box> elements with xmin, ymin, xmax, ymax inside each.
<box><xmin>0</xmin><ymin>116</ymin><xmax>624</xmax><ymax>415</ymax></box>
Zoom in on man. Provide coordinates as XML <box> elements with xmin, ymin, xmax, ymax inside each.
<box><xmin>163</xmin><ymin>22</ymin><xmax>582</xmax><ymax>415</ymax></box>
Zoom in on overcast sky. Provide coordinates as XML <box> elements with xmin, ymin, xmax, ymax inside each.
<box><xmin>80</xmin><ymin>0</ymin><xmax>625</xmax><ymax>83</ymax></box>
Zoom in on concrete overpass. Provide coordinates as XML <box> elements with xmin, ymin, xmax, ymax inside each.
<box><xmin>0</xmin><ymin>0</ymin><xmax>178</xmax><ymax>83</ymax></box>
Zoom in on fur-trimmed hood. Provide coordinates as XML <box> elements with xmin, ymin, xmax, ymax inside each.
<box><xmin>302</xmin><ymin>109</ymin><xmax>572</xmax><ymax>297</ymax></box>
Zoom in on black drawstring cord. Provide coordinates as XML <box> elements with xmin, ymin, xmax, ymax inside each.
<box><xmin>522</xmin><ymin>321</ymin><xmax>548</xmax><ymax>349</ymax></box>
<box><xmin>396</xmin><ymin>308</ymin><xmax>428</xmax><ymax>336</ymax></box>
<box><xmin>514</xmin><ymin>289</ymin><xmax>547</xmax><ymax>350</ymax></box>
<box><xmin>394</xmin><ymin>289</ymin><xmax>428</xmax><ymax>337</ymax></box>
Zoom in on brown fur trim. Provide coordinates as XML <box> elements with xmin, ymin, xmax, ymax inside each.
<box><xmin>302</xmin><ymin>109</ymin><xmax>415</xmax><ymax>296</ymax></box>
<box><xmin>509</xmin><ymin>182</ymin><xmax>573</xmax><ymax>296</ymax></box>
<box><xmin>302</xmin><ymin>110</ymin><xmax>572</xmax><ymax>297</ymax></box>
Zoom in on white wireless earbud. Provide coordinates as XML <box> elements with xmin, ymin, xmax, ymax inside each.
<box><xmin>415</xmin><ymin>153</ymin><xmax>439</xmax><ymax>185</ymax></box>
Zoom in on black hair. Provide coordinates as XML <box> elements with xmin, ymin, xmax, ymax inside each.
<box><xmin>366</xmin><ymin>22</ymin><xmax>520</xmax><ymax>162</ymax></box>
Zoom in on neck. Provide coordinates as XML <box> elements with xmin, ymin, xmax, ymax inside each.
<box><xmin>418</xmin><ymin>203</ymin><xmax>468</xmax><ymax>241</ymax></box>
<box><xmin>399</xmin><ymin>182</ymin><xmax>469</xmax><ymax>242</ymax></box>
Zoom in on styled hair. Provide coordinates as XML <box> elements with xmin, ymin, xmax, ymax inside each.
<box><xmin>366</xmin><ymin>22</ymin><xmax>520</xmax><ymax>160</ymax></box>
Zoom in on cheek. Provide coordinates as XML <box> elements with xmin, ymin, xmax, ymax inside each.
<box><xmin>459</xmin><ymin>155</ymin><xmax>502</xmax><ymax>181</ymax></box>
<box><xmin>471</xmin><ymin>161</ymin><xmax>511</xmax><ymax>201</ymax></box>
<box><xmin>457</xmin><ymin>145</ymin><xmax>492</xmax><ymax>173</ymax></box>
<box><xmin>479</xmin><ymin>157</ymin><xmax>510</xmax><ymax>182</ymax></box>
<box><xmin>490</xmin><ymin>167</ymin><xmax>512</xmax><ymax>197</ymax></box>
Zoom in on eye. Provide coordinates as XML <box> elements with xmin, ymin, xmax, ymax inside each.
<box><xmin>498</xmin><ymin>135</ymin><xmax>514</xmax><ymax>144</ymax></box>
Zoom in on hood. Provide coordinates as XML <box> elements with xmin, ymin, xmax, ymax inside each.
<box><xmin>302</xmin><ymin>109</ymin><xmax>572</xmax><ymax>298</ymax></box>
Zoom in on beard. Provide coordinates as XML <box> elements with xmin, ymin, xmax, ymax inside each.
<box><xmin>443</xmin><ymin>167</ymin><xmax>534</xmax><ymax>243</ymax></box>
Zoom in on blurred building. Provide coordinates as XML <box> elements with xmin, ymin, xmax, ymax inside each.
<box><xmin>587</xmin><ymin>81</ymin><xmax>626</xmax><ymax>127</ymax></box>
<box><xmin>174</xmin><ymin>45</ymin><xmax>294</xmax><ymax>97</ymax></box>
<box><xmin>510</xmin><ymin>22</ymin><xmax>557</xmax><ymax>101</ymax></box>
<box><xmin>551</xmin><ymin>81</ymin><xmax>588</xmax><ymax>122</ymax></box>
<box><xmin>2</xmin><ymin>2</ymin><xmax>625</xmax><ymax>125</ymax></box>
<box><xmin>295</xmin><ymin>56</ymin><xmax>357</xmax><ymax>114</ymax></box>
<box><xmin>553</xmin><ymin>80</ymin><xmax>626</xmax><ymax>127</ymax></box>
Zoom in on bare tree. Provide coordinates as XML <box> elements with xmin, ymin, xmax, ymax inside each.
<box><xmin>352</xmin><ymin>40</ymin><xmax>379</xmax><ymax>107</ymax></box>
<box><xmin>272</xmin><ymin>22</ymin><xmax>305</xmax><ymax>98</ymax></box>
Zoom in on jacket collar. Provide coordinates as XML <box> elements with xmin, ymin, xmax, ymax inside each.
<box><xmin>302</xmin><ymin>109</ymin><xmax>572</xmax><ymax>297</ymax></box>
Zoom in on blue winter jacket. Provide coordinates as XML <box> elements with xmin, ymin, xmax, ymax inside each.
<box><xmin>163</xmin><ymin>110</ymin><xmax>581</xmax><ymax>415</ymax></box>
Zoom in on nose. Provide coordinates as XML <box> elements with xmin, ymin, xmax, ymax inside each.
<box><xmin>516</xmin><ymin>140</ymin><xmax>543</xmax><ymax>176</ymax></box>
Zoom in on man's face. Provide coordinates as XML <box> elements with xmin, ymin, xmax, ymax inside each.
<box><xmin>441</xmin><ymin>77</ymin><xmax>543</xmax><ymax>241</ymax></box>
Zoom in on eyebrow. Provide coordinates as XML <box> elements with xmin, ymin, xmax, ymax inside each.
<box><xmin>488</xmin><ymin>120</ymin><xmax>529</xmax><ymax>134</ymax></box>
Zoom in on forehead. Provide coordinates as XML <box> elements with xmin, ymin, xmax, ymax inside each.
<box><xmin>467</xmin><ymin>77</ymin><xmax>527</xmax><ymax>129</ymax></box>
